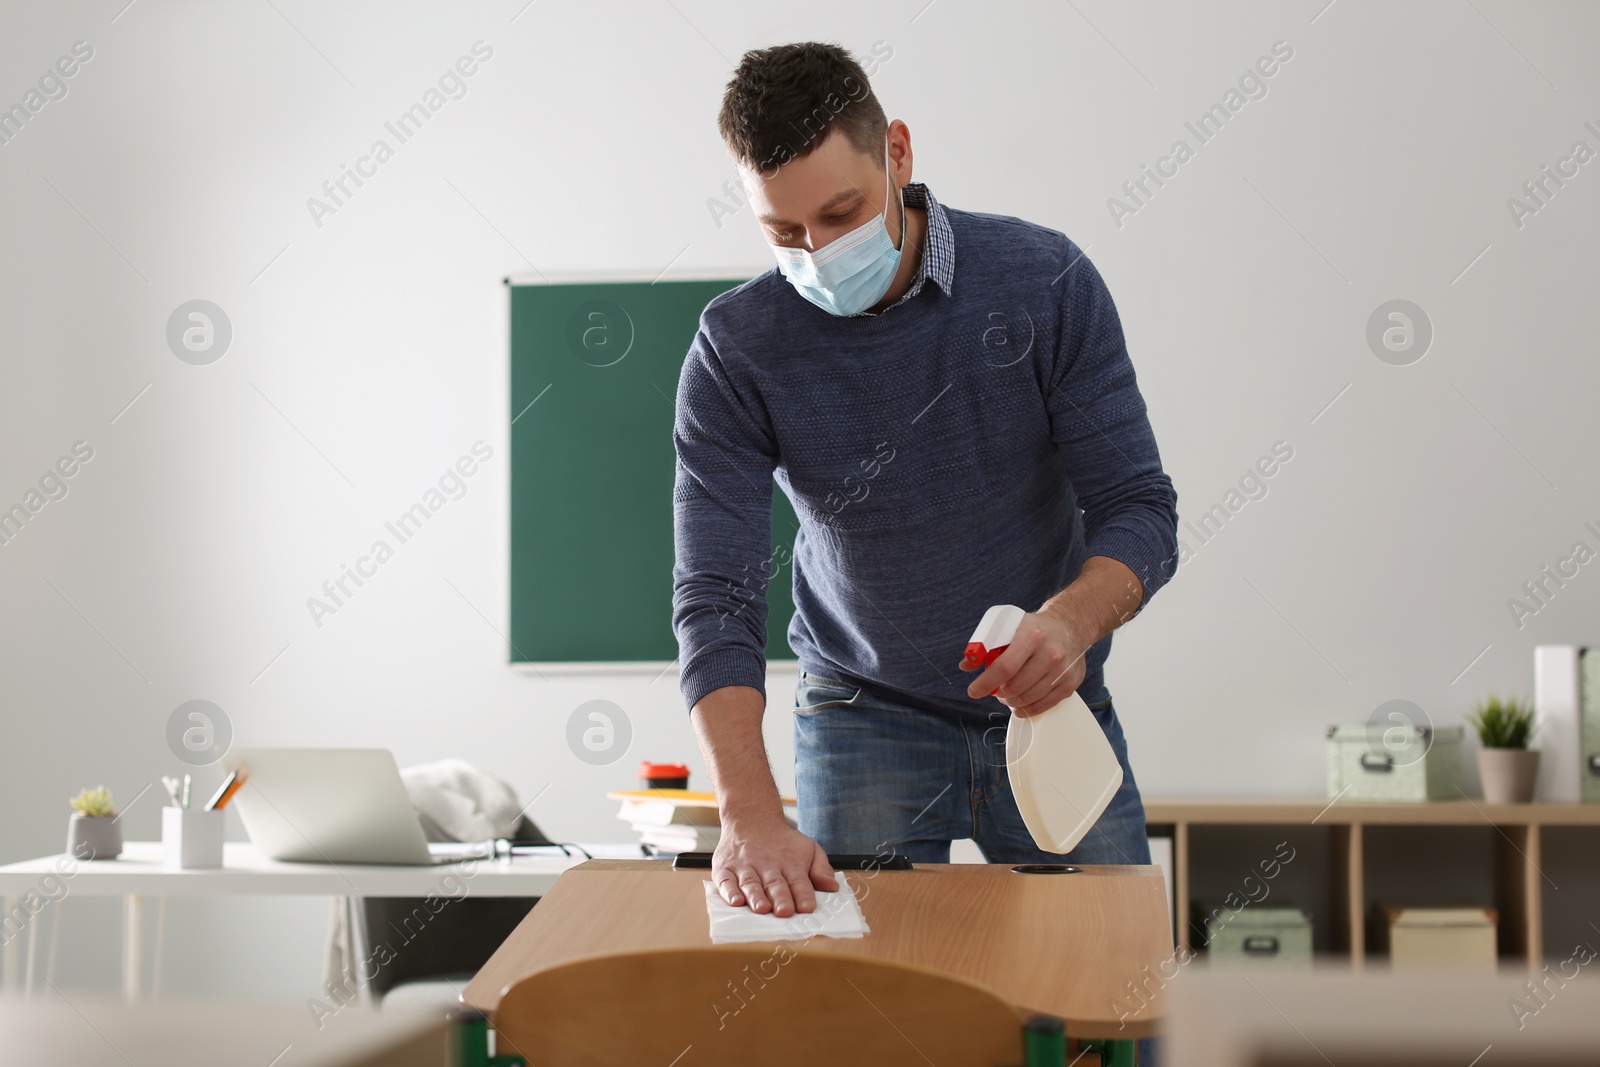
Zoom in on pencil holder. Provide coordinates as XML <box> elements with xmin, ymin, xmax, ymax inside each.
<box><xmin>162</xmin><ymin>806</ymin><xmax>224</xmax><ymax>869</ymax></box>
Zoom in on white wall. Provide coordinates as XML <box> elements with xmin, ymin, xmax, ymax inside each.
<box><xmin>2</xmin><ymin>0</ymin><xmax>1596</xmax><ymax>997</ymax></box>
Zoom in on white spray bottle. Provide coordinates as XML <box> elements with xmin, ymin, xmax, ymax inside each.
<box><xmin>965</xmin><ymin>604</ymin><xmax>1124</xmax><ymax>855</ymax></box>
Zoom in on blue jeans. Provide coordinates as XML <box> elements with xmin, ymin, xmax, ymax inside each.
<box><xmin>792</xmin><ymin>671</ymin><xmax>1151</xmax><ymax>866</ymax></box>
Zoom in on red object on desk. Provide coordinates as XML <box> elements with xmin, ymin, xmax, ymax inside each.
<box><xmin>638</xmin><ymin>761</ymin><xmax>689</xmax><ymax>789</ymax></box>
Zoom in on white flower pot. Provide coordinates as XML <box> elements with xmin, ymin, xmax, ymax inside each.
<box><xmin>1477</xmin><ymin>748</ymin><xmax>1539</xmax><ymax>804</ymax></box>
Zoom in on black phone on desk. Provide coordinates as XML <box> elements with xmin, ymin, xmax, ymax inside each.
<box><xmin>671</xmin><ymin>851</ymin><xmax>912</xmax><ymax>871</ymax></box>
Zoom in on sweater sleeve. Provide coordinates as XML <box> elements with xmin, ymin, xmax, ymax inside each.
<box><xmin>671</xmin><ymin>324</ymin><xmax>779</xmax><ymax>712</ymax></box>
<box><xmin>1046</xmin><ymin>239</ymin><xmax>1179</xmax><ymax>611</ymax></box>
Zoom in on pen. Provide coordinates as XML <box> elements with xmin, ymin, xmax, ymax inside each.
<box><xmin>205</xmin><ymin>768</ymin><xmax>247</xmax><ymax>812</ymax></box>
<box><xmin>182</xmin><ymin>774</ymin><xmax>191</xmax><ymax>810</ymax></box>
<box><xmin>162</xmin><ymin>776</ymin><xmax>183</xmax><ymax>808</ymax></box>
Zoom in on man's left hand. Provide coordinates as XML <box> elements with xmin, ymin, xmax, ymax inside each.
<box><xmin>960</xmin><ymin>607</ymin><xmax>1087</xmax><ymax>718</ymax></box>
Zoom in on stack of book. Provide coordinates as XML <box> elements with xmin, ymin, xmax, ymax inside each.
<box><xmin>610</xmin><ymin>789</ymin><xmax>722</xmax><ymax>854</ymax></box>
<box><xmin>608</xmin><ymin>789</ymin><xmax>800</xmax><ymax>854</ymax></box>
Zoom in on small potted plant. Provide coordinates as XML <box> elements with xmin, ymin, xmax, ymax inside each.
<box><xmin>66</xmin><ymin>785</ymin><xmax>122</xmax><ymax>859</ymax></box>
<box><xmin>1466</xmin><ymin>695</ymin><xmax>1539</xmax><ymax>803</ymax></box>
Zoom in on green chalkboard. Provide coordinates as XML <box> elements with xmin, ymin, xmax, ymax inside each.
<box><xmin>508</xmin><ymin>279</ymin><xmax>801</xmax><ymax>663</ymax></box>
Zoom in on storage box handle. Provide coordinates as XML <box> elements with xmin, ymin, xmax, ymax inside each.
<box><xmin>1359</xmin><ymin>753</ymin><xmax>1393</xmax><ymax>772</ymax></box>
<box><xmin>1242</xmin><ymin>935</ymin><xmax>1280</xmax><ymax>956</ymax></box>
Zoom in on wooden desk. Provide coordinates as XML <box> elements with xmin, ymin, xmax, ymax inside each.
<box><xmin>464</xmin><ymin>859</ymin><xmax>1173</xmax><ymax>1040</ymax></box>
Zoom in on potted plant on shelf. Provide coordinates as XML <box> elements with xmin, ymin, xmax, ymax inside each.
<box><xmin>1466</xmin><ymin>695</ymin><xmax>1539</xmax><ymax>804</ymax></box>
<box><xmin>66</xmin><ymin>785</ymin><xmax>122</xmax><ymax>859</ymax></box>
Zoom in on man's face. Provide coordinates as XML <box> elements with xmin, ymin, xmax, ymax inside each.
<box><xmin>742</xmin><ymin>124</ymin><xmax>908</xmax><ymax>255</ymax></box>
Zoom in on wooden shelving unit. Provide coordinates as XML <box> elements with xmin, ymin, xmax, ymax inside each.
<box><xmin>1144</xmin><ymin>798</ymin><xmax>1600</xmax><ymax>973</ymax></box>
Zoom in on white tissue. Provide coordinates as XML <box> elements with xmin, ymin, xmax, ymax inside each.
<box><xmin>703</xmin><ymin>873</ymin><xmax>870</xmax><ymax>944</ymax></box>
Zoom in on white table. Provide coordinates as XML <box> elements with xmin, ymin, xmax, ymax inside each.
<box><xmin>0</xmin><ymin>997</ymin><xmax>446</xmax><ymax>1067</ymax></box>
<box><xmin>0</xmin><ymin>840</ymin><xmax>648</xmax><ymax>1003</ymax></box>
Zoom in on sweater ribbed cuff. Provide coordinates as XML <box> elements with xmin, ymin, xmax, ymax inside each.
<box><xmin>680</xmin><ymin>646</ymin><xmax>768</xmax><ymax>713</ymax></box>
<box><xmin>1085</xmin><ymin>527</ymin><xmax>1176</xmax><ymax>618</ymax></box>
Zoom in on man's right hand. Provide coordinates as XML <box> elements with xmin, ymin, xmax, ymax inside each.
<box><xmin>712</xmin><ymin>816</ymin><xmax>838</xmax><ymax>917</ymax></box>
<box><xmin>689</xmin><ymin>683</ymin><xmax>838</xmax><ymax>916</ymax></box>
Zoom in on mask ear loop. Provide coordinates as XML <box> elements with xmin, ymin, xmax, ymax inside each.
<box><xmin>884</xmin><ymin>132</ymin><xmax>907</xmax><ymax>253</ymax></box>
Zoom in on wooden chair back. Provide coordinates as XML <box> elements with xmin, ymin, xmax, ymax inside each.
<box><xmin>492</xmin><ymin>944</ymin><xmax>1029</xmax><ymax>1067</ymax></box>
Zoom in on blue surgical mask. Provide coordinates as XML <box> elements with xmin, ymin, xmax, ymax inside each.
<box><xmin>772</xmin><ymin>136</ymin><xmax>905</xmax><ymax>317</ymax></box>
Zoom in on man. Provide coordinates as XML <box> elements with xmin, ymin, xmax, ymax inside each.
<box><xmin>672</xmin><ymin>42</ymin><xmax>1178</xmax><ymax>921</ymax></box>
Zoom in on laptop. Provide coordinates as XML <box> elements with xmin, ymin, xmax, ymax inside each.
<box><xmin>224</xmin><ymin>748</ymin><xmax>467</xmax><ymax>865</ymax></box>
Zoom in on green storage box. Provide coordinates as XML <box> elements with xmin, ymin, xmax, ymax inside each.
<box><xmin>1198</xmin><ymin>904</ymin><xmax>1312</xmax><ymax>967</ymax></box>
<box><xmin>1325</xmin><ymin>724</ymin><xmax>1463</xmax><ymax>801</ymax></box>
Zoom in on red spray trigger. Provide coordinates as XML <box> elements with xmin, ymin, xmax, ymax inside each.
<box><xmin>963</xmin><ymin>642</ymin><xmax>1008</xmax><ymax>669</ymax></box>
<box><xmin>965</xmin><ymin>605</ymin><xmax>1026</xmax><ymax>670</ymax></box>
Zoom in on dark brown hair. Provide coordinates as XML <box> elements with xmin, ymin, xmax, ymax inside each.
<box><xmin>718</xmin><ymin>42</ymin><xmax>887</xmax><ymax>178</ymax></box>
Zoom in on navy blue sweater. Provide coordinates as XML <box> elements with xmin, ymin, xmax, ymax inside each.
<box><xmin>671</xmin><ymin>204</ymin><xmax>1178</xmax><ymax>721</ymax></box>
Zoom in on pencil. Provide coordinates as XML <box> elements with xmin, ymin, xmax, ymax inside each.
<box><xmin>205</xmin><ymin>767</ymin><xmax>248</xmax><ymax>811</ymax></box>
